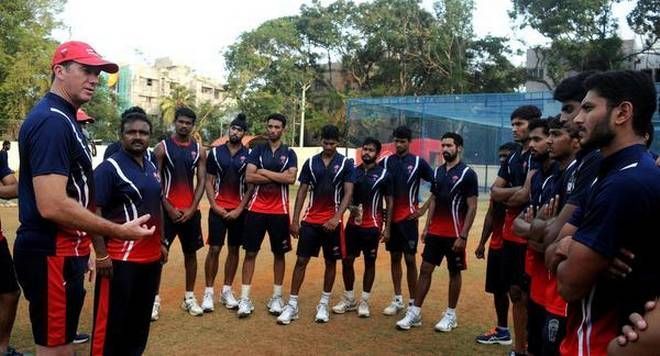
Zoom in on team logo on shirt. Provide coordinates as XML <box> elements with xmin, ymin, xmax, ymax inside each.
<box><xmin>333</xmin><ymin>164</ymin><xmax>340</xmax><ymax>174</ymax></box>
<box><xmin>280</xmin><ymin>155</ymin><xmax>287</xmax><ymax>164</ymax></box>
<box><xmin>240</xmin><ymin>155</ymin><xmax>246</xmax><ymax>162</ymax></box>
<box><xmin>153</xmin><ymin>172</ymin><xmax>161</xmax><ymax>183</ymax></box>
<box><xmin>452</xmin><ymin>175</ymin><xmax>459</xmax><ymax>183</ymax></box>
<box><xmin>191</xmin><ymin>151</ymin><xmax>197</xmax><ymax>159</ymax></box>
<box><xmin>407</xmin><ymin>165</ymin><xmax>414</xmax><ymax>175</ymax></box>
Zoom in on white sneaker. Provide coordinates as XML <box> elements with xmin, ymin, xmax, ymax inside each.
<box><xmin>237</xmin><ymin>298</ymin><xmax>254</xmax><ymax>318</ymax></box>
<box><xmin>220</xmin><ymin>290</ymin><xmax>239</xmax><ymax>309</ymax></box>
<box><xmin>434</xmin><ymin>312</ymin><xmax>458</xmax><ymax>332</ymax></box>
<box><xmin>357</xmin><ymin>300</ymin><xmax>370</xmax><ymax>318</ymax></box>
<box><xmin>151</xmin><ymin>300</ymin><xmax>161</xmax><ymax>321</ymax></box>
<box><xmin>181</xmin><ymin>296</ymin><xmax>204</xmax><ymax>316</ymax></box>
<box><xmin>202</xmin><ymin>291</ymin><xmax>214</xmax><ymax>312</ymax></box>
<box><xmin>383</xmin><ymin>298</ymin><xmax>405</xmax><ymax>316</ymax></box>
<box><xmin>277</xmin><ymin>304</ymin><xmax>299</xmax><ymax>325</ymax></box>
<box><xmin>396</xmin><ymin>309</ymin><xmax>422</xmax><ymax>330</ymax></box>
<box><xmin>332</xmin><ymin>296</ymin><xmax>357</xmax><ymax>314</ymax></box>
<box><xmin>267</xmin><ymin>295</ymin><xmax>285</xmax><ymax>315</ymax></box>
<box><xmin>315</xmin><ymin>303</ymin><xmax>330</xmax><ymax>323</ymax></box>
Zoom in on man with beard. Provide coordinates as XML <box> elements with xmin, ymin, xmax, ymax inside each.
<box><xmin>396</xmin><ymin>133</ymin><xmax>478</xmax><ymax>332</ymax></box>
<box><xmin>475</xmin><ymin>142</ymin><xmax>519</xmax><ymax>346</ymax></box>
<box><xmin>91</xmin><ymin>107</ymin><xmax>166</xmax><ymax>355</ymax></box>
<box><xmin>490</xmin><ymin>105</ymin><xmax>542</xmax><ymax>356</ymax></box>
<box><xmin>511</xmin><ymin>118</ymin><xmax>558</xmax><ymax>356</ymax></box>
<box><xmin>278</xmin><ymin>125</ymin><xmax>354</xmax><ymax>324</ymax></box>
<box><xmin>239</xmin><ymin>113</ymin><xmax>297</xmax><ymax>318</ymax></box>
<box><xmin>549</xmin><ymin>71</ymin><xmax>660</xmax><ymax>355</ymax></box>
<box><xmin>14</xmin><ymin>41</ymin><xmax>153</xmax><ymax>355</ymax></box>
<box><xmin>201</xmin><ymin>114</ymin><xmax>253</xmax><ymax>312</ymax></box>
<box><xmin>381</xmin><ymin>126</ymin><xmax>434</xmax><ymax>316</ymax></box>
<box><xmin>332</xmin><ymin>137</ymin><xmax>393</xmax><ymax>318</ymax></box>
<box><xmin>153</xmin><ymin>107</ymin><xmax>207</xmax><ymax>318</ymax></box>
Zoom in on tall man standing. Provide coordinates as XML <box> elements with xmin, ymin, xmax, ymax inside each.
<box><xmin>396</xmin><ymin>133</ymin><xmax>478</xmax><ymax>332</ymax></box>
<box><xmin>381</xmin><ymin>126</ymin><xmax>434</xmax><ymax>316</ymax></box>
<box><xmin>239</xmin><ymin>113</ymin><xmax>297</xmax><ymax>318</ymax></box>
<box><xmin>202</xmin><ymin>114</ymin><xmax>252</xmax><ymax>312</ymax></box>
<box><xmin>153</xmin><ymin>107</ymin><xmax>207</xmax><ymax>318</ymax></box>
<box><xmin>14</xmin><ymin>40</ymin><xmax>153</xmax><ymax>355</ymax></box>
<box><xmin>277</xmin><ymin>125</ymin><xmax>354</xmax><ymax>324</ymax></box>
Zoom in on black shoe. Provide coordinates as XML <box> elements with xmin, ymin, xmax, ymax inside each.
<box><xmin>73</xmin><ymin>332</ymin><xmax>90</xmax><ymax>344</ymax></box>
<box><xmin>3</xmin><ymin>346</ymin><xmax>23</xmax><ymax>356</ymax></box>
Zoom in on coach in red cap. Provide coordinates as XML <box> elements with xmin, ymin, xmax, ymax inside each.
<box><xmin>13</xmin><ymin>41</ymin><xmax>154</xmax><ymax>354</ymax></box>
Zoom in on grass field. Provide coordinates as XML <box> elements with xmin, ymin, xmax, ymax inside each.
<box><xmin>2</xmin><ymin>196</ymin><xmax>513</xmax><ymax>355</ymax></box>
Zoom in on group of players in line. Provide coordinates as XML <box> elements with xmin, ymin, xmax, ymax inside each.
<box><xmin>0</xmin><ymin>41</ymin><xmax>659</xmax><ymax>356</ymax></box>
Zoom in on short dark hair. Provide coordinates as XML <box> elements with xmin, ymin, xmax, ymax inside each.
<box><xmin>320</xmin><ymin>124</ymin><xmax>340</xmax><ymax>141</ymax></box>
<box><xmin>392</xmin><ymin>126</ymin><xmax>412</xmax><ymax>140</ymax></box>
<box><xmin>266</xmin><ymin>113</ymin><xmax>287</xmax><ymax>128</ymax></box>
<box><xmin>362</xmin><ymin>137</ymin><xmax>382</xmax><ymax>153</ymax></box>
<box><xmin>583</xmin><ymin>70</ymin><xmax>657</xmax><ymax>137</ymax></box>
<box><xmin>511</xmin><ymin>105</ymin><xmax>542</xmax><ymax>121</ymax></box>
<box><xmin>498</xmin><ymin>142</ymin><xmax>519</xmax><ymax>152</ymax></box>
<box><xmin>51</xmin><ymin>60</ymin><xmax>74</xmax><ymax>82</ymax></box>
<box><xmin>527</xmin><ymin>118</ymin><xmax>549</xmax><ymax>136</ymax></box>
<box><xmin>553</xmin><ymin>71</ymin><xmax>597</xmax><ymax>102</ymax></box>
<box><xmin>441</xmin><ymin>132</ymin><xmax>463</xmax><ymax>147</ymax></box>
<box><xmin>2</xmin><ymin>140</ymin><xmax>9</xmax><ymax>146</ymax></box>
<box><xmin>175</xmin><ymin>107</ymin><xmax>197</xmax><ymax>124</ymax></box>
<box><xmin>120</xmin><ymin>106</ymin><xmax>152</xmax><ymax>134</ymax></box>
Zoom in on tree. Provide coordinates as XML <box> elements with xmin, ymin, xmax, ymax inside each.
<box><xmin>159</xmin><ymin>83</ymin><xmax>196</xmax><ymax>131</ymax></box>
<box><xmin>0</xmin><ymin>0</ymin><xmax>64</xmax><ymax>138</ymax></box>
<box><xmin>82</xmin><ymin>75</ymin><xmax>122</xmax><ymax>143</ymax></box>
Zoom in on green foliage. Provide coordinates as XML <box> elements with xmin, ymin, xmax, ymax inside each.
<box><xmin>81</xmin><ymin>75</ymin><xmax>122</xmax><ymax>143</ymax></box>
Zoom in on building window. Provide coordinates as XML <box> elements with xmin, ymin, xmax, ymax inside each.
<box><xmin>214</xmin><ymin>89</ymin><xmax>221</xmax><ymax>99</ymax></box>
<box><xmin>527</xmin><ymin>68</ymin><xmax>544</xmax><ymax>78</ymax></box>
<box><xmin>146</xmin><ymin>78</ymin><xmax>153</xmax><ymax>86</ymax></box>
<box><xmin>170</xmin><ymin>82</ymin><xmax>177</xmax><ymax>89</ymax></box>
<box><xmin>201</xmin><ymin>86</ymin><xmax>212</xmax><ymax>94</ymax></box>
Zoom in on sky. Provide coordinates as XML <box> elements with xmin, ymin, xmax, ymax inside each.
<box><xmin>51</xmin><ymin>0</ymin><xmax>637</xmax><ymax>82</ymax></box>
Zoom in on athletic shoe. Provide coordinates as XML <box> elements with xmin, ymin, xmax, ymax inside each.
<box><xmin>357</xmin><ymin>300</ymin><xmax>370</xmax><ymax>318</ymax></box>
<box><xmin>267</xmin><ymin>295</ymin><xmax>285</xmax><ymax>315</ymax></box>
<box><xmin>220</xmin><ymin>289</ymin><xmax>239</xmax><ymax>309</ymax></box>
<box><xmin>202</xmin><ymin>291</ymin><xmax>214</xmax><ymax>312</ymax></box>
<box><xmin>332</xmin><ymin>296</ymin><xmax>357</xmax><ymax>314</ymax></box>
<box><xmin>383</xmin><ymin>298</ymin><xmax>405</xmax><ymax>316</ymax></box>
<box><xmin>434</xmin><ymin>312</ymin><xmax>458</xmax><ymax>332</ymax></box>
<box><xmin>4</xmin><ymin>346</ymin><xmax>23</xmax><ymax>356</ymax></box>
<box><xmin>476</xmin><ymin>327</ymin><xmax>513</xmax><ymax>345</ymax></box>
<box><xmin>237</xmin><ymin>298</ymin><xmax>254</xmax><ymax>318</ymax></box>
<box><xmin>151</xmin><ymin>300</ymin><xmax>161</xmax><ymax>321</ymax></box>
<box><xmin>508</xmin><ymin>352</ymin><xmax>528</xmax><ymax>356</ymax></box>
<box><xmin>72</xmin><ymin>332</ymin><xmax>90</xmax><ymax>344</ymax></box>
<box><xmin>315</xmin><ymin>303</ymin><xmax>330</xmax><ymax>323</ymax></box>
<box><xmin>396</xmin><ymin>308</ymin><xmax>422</xmax><ymax>330</ymax></box>
<box><xmin>181</xmin><ymin>296</ymin><xmax>204</xmax><ymax>316</ymax></box>
<box><xmin>277</xmin><ymin>304</ymin><xmax>299</xmax><ymax>325</ymax></box>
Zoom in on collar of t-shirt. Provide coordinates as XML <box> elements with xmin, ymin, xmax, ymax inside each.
<box><xmin>599</xmin><ymin>144</ymin><xmax>647</xmax><ymax>176</ymax></box>
<box><xmin>45</xmin><ymin>92</ymin><xmax>76</xmax><ymax>120</ymax></box>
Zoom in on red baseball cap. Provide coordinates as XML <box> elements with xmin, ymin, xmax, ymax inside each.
<box><xmin>76</xmin><ymin>109</ymin><xmax>95</xmax><ymax>123</ymax></box>
<box><xmin>52</xmin><ymin>41</ymin><xmax>119</xmax><ymax>74</ymax></box>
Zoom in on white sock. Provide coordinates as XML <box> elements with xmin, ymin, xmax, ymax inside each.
<box><xmin>361</xmin><ymin>291</ymin><xmax>371</xmax><ymax>301</ymax></box>
<box><xmin>446</xmin><ymin>307</ymin><xmax>456</xmax><ymax>316</ymax></box>
<box><xmin>344</xmin><ymin>290</ymin><xmax>355</xmax><ymax>300</ymax></box>
<box><xmin>273</xmin><ymin>284</ymin><xmax>283</xmax><ymax>297</ymax></box>
<box><xmin>241</xmin><ymin>285</ymin><xmax>251</xmax><ymax>300</ymax></box>
<box><xmin>394</xmin><ymin>294</ymin><xmax>403</xmax><ymax>303</ymax></box>
<box><xmin>154</xmin><ymin>295</ymin><xmax>161</xmax><ymax>303</ymax></box>
<box><xmin>222</xmin><ymin>285</ymin><xmax>232</xmax><ymax>294</ymax></box>
<box><xmin>289</xmin><ymin>295</ymin><xmax>299</xmax><ymax>308</ymax></box>
<box><xmin>409</xmin><ymin>305</ymin><xmax>421</xmax><ymax>314</ymax></box>
<box><xmin>205</xmin><ymin>287</ymin><xmax>214</xmax><ymax>294</ymax></box>
<box><xmin>185</xmin><ymin>291</ymin><xmax>195</xmax><ymax>299</ymax></box>
<box><xmin>409</xmin><ymin>299</ymin><xmax>415</xmax><ymax>306</ymax></box>
<box><xmin>320</xmin><ymin>291</ymin><xmax>331</xmax><ymax>305</ymax></box>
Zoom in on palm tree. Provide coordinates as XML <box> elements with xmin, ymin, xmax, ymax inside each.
<box><xmin>159</xmin><ymin>84</ymin><xmax>196</xmax><ymax>128</ymax></box>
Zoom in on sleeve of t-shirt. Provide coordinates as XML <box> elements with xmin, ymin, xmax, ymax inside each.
<box><xmin>286</xmin><ymin>149</ymin><xmax>298</xmax><ymax>170</ymax></box>
<box><xmin>573</xmin><ymin>179</ymin><xmax>638</xmax><ymax>258</ymax></box>
<box><xmin>567</xmin><ymin>153</ymin><xmax>600</xmax><ymax>207</ymax></box>
<box><xmin>93</xmin><ymin>162</ymin><xmax>115</xmax><ymax>208</ymax></box>
<box><xmin>568</xmin><ymin>207</ymin><xmax>584</xmax><ymax>227</ymax></box>
<box><xmin>0</xmin><ymin>151</ymin><xmax>12</xmax><ymax>179</ymax></box>
<box><xmin>246</xmin><ymin>145</ymin><xmax>261</xmax><ymax>167</ymax></box>
<box><xmin>29</xmin><ymin>115</ymin><xmax>72</xmax><ymax>177</ymax></box>
<box><xmin>420</xmin><ymin>158</ymin><xmax>434</xmax><ymax>182</ymax></box>
<box><xmin>298</xmin><ymin>159</ymin><xmax>312</xmax><ymax>184</ymax></box>
<box><xmin>430</xmin><ymin>168</ymin><xmax>440</xmax><ymax>196</ymax></box>
<box><xmin>465</xmin><ymin>169</ymin><xmax>479</xmax><ymax>197</ymax></box>
<box><xmin>206</xmin><ymin>149</ymin><xmax>218</xmax><ymax>176</ymax></box>
<box><xmin>382</xmin><ymin>172</ymin><xmax>393</xmax><ymax>196</ymax></box>
<box><xmin>498</xmin><ymin>154</ymin><xmax>511</xmax><ymax>181</ymax></box>
<box><xmin>343</xmin><ymin>159</ymin><xmax>356</xmax><ymax>183</ymax></box>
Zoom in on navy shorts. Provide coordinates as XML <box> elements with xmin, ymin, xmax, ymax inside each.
<box><xmin>386</xmin><ymin>219</ymin><xmax>418</xmax><ymax>254</ymax></box>
<box><xmin>0</xmin><ymin>239</ymin><xmax>19</xmax><ymax>294</ymax></box>
<box><xmin>207</xmin><ymin>209</ymin><xmax>244</xmax><ymax>247</ymax></box>
<box><xmin>296</xmin><ymin>222</ymin><xmax>342</xmax><ymax>261</ymax></box>
<box><xmin>92</xmin><ymin>260</ymin><xmax>161</xmax><ymax>356</ymax></box>
<box><xmin>502</xmin><ymin>240</ymin><xmax>528</xmax><ymax>290</ymax></box>
<box><xmin>163</xmin><ymin>210</ymin><xmax>204</xmax><ymax>254</ymax></box>
<box><xmin>242</xmin><ymin>211</ymin><xmax>292</xmax><ymax>254</ymax></box>
<box><xmin>13</xmin><ymin>250</ymin><xmax>87</xmax><ymax>347</ymax></box>
<box><xmin>542</xmin><ymin>311</ymin><xmax>566</xmax><ymax>356</ymax></box>
<box><xmin>421</xmin><ymin>235</ymin><xmax>466</xmax><ymax>273</ymax></box>
<box><xmin>344</xmin><ymin>225</ymin><xmax>380</xmax><ymax>260</ymax></box>
<box><xmin>485</xmin><ymin>247</ymin><xmax>507</xmax><ymax>294</ymax></box>
<box><xmin>527</xmin><ymin>299</ymin><xmax>546</xmax><ymax>356</ymax></box>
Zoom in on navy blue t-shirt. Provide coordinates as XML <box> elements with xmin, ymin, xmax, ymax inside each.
<box><xmin>15</xmin><ymin>93</ymin><xmax>94</xmax><ymax>256</ymax></box>
<box><xmin>349</xmin><ymin>164</ymin><xmax>392</xmax><ymax>229</ymax></box>
<box><xmin>380</xmin><ymin>153</ymin><xmax>433</xmax><ymax>222</ymax></box>
<box><xmin>206</xmin><ymin>144</ymin><xmax>249</xmax><ymax>210</ymax></box>
<box><xmin>246</xmin><ymin>142</ymin><xmax>297</xmax><ymax>214</ymax></box>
